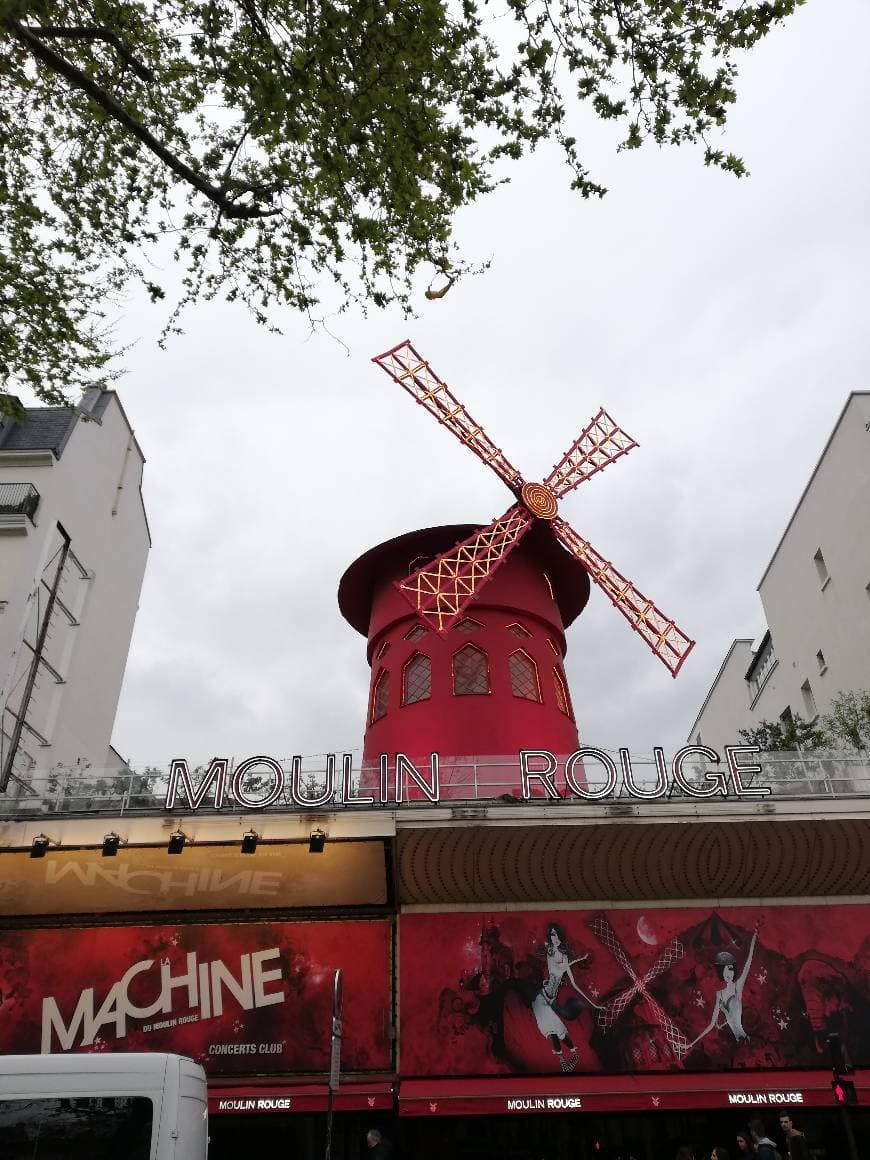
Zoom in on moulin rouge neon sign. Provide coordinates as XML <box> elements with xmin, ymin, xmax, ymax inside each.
<box><xmin>163</xmin><ymin>746</ymin><xmax>771</xmax><ymax>811</ymax></box>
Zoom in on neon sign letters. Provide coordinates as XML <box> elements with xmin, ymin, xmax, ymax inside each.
<box><xmin>163</xmin><ymin>746</ymin><xmax>770</xmax><ymax>811</ymax></box>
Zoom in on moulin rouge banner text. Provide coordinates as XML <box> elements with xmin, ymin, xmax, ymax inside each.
<box><xmin>163</xmin><ymin>746</ymin><xmax>771</xmax><ymax>811</ymax></box>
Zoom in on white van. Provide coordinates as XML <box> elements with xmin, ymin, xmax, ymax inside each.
<box><xmin>0</xmin><ymin>1052</ymin><xmax>208</xmax><ymax>1159</ymax></box>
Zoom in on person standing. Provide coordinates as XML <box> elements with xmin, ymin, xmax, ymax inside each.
<box><xmin>711</xmin><ymin>1149</ymin><xmax>731</xmax><ymax>1160</ymax></box>
<box><xmin>748</xmin><ymin>1118</ymin><xmax>779</xmax><ymax>1160</ymax></box>
<box><xmin>366</xmin><ymin>1129</ymin><xmax>394</xmax><ymax>1160</ymax></box>
<box><xmin>778</xmin><ymin>1112</ymin><xmax>810</xmax><ymax>1160</ymax></box>
<box><xmin>735</xmin><ymin>1130</ymin><xmax>755</xmax><ymax>1157</ymax></box>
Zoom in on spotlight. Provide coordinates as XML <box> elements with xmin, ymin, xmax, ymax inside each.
<box><xmin>308</xmin><ymin>827</ymin><xmax>327</xmax><ymax>854</ymax></box>
<box><xmin>241</xmin><ymin>830</ymin><xmax>258</xmax><ymax>855</ymax></box>
<box><xmin>101</xmin><ymin>833</ymin><xmax>122</xmax><ymax>857</ymax></box>
<box><xmin>167</xmin><ymin>830</ymin><xmax>186</xmax><ymax>855</ymax></box>
<box><xmin>30</xmin><ymin>834</ymin><xmax>50</xmax><ymax>859</ymax></box>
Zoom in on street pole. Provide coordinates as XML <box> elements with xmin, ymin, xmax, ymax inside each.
<box><xmin>827</xmin><ymin>1032</ymin><xmax>859</xmax><ymax>1160</ymax></box>
<box><xmin>324</xmin><ymin>969</ymin><xmax>343</xmax><ymax>1160</ymax></box>
<box><xmin>836</xmin><ymin>1101</ymin><xmax>859</xmax><ymax>1160</ymax></box>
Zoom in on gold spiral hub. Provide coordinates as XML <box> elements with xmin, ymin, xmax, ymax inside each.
<box><xmin>521</xmin><ymin>481</ymin><xmax>558</xmax><ymax>520</ymax></box>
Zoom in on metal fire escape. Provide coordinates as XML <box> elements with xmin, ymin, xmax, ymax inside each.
<box><xmin>0</xmin><ymin>523</ymin><xmax>92</xmax><ymax>792</ymax></box>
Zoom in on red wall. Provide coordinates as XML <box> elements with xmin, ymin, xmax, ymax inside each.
<box><xmin>0</xmin><ymin>920</ymin><xmax>391</xmax><ymax>1075</ymax></box>
<box><xmin>399</xmin><ymin>905</ymin><xmax>870</xmax><ymax>1077</ymax></box>
<box><xmin>351</xmin><ymin>530</ymin><xmax>585</xmax><ymax>770</ymax></box>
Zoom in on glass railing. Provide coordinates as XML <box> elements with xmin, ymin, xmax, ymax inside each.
<box><xmin>0</xmin><ymin>752</ymin><xmax>868</xmax><ymax>818</ymax></box>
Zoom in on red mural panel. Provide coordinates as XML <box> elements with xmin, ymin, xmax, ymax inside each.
<box><xmin>399</xmin><ymin>906</ymin><xmax>870</xmax><ymax>1077</ymax></box>
<box><xmin>0</xmin><ymin>920</ymin><xmax>391</xmax><ymax>1075</ymax></box>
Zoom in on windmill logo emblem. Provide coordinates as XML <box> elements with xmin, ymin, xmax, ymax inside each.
<box><xmin>373</xmin><ymin>341</ymin><xmax>695</xmax><ymax>677</ymax></box>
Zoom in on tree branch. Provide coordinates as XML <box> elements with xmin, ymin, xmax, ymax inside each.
<box><xmin>5</xmin><ymin>18</ymin><xmax>277</xmax><ymax>221</ymax></box>
<box><xmin>239</xmin><ymin>0</ymin><xmax>271</xmax><ymax>41</ymax></box>
<box><xmin>220</xmin><ymin>127</ymin><xmax>250</xmax><ymax>190</ymax></box>
<box><xmin>424</xmin><ymin>272</ymin><xmax>455</xmax><ymax>300</ymax></box>
<box><xmin>21</xmin><ymin>24</ymin><xmax>156</xmax><ymax>83</ymax></box>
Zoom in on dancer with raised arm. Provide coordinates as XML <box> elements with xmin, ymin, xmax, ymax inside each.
<box><xmin>687</xmin><ymin>921</ymin><xmax>762</xmax><ymax>1050</ymax></box>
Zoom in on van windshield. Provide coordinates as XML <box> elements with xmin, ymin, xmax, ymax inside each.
<box><xmin>0</xmin><ymin>1096</ymin><xmax>153</xmax><ymax>1159</ymax></box>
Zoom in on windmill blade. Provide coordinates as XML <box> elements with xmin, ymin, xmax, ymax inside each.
<box><xmin>545</xmin><ymin>409</ymin><xmax>638</xmax><ymax>499</ymax></box>
<box><xmin>396</xmin><ymin>506</ymin><xmax>534</xmax><ymax>632</ymax></box>
<box><xmin>373</xmin><ymin>341</ymin><xmax>524</xmax><ymax>493</ymax></box>
<box><xmin>552</xmin><ymin>518</ymin><xmax>695</xmax><ymax>677</ymax></box>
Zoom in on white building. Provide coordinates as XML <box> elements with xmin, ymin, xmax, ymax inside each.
<box><xmin>687</xmin><ymin>391</ymin><xmax>870</xmax><ymax>754</ymax></box>
<box><xmin>0</xmin><ymin>389</ymin><xmax>149</xmax><ymax>790</ymax></box>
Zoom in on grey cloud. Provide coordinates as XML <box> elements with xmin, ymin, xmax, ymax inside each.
<box><xmin>109</xmin><ymin>1</ymin><xmax>869</xmax><ymax>766</ymax></box>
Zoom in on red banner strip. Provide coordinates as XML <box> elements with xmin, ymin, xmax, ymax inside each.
<box><xmin>398</xmin><ymin>1071</ymin><xmax>869</xmax><ymax>1117</ymax></box>
<box><xmin>209</xmin><ymin>1081</ymin><xmax>394</xmax><ymax>1115</ymax></box>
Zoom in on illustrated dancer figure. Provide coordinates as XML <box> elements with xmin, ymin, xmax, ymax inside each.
<box><xmin>533</xmin><ymin>923</ymin><xmax>602</xmax><ymax>1072</ymax></box>
<box><xmin>687</xmin><ymin>921</ymin><xmax>761</xmax><ymax>1050</ymax></box>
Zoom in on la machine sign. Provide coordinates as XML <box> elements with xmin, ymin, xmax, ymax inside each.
<box><xmin>163</xmin><ymin>746</ymin><xmax>771</xmax><ymax>811</ymax></box>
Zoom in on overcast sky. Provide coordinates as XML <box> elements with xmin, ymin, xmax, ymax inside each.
<box><xmin>101</xmin><ymin>0</ymin><xmax>869</xmax><ymax>767</ymax></box>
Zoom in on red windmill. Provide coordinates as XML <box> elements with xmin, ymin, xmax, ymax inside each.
<box><xmin>372</xmin><ymin>340</ymin><xmax>694</xmax><ymax>678</ymax></box>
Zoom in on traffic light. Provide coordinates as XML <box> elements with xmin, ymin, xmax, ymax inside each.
<box><xmin>829</xmin><ymin>1033</ymin><xmax>859</xmax><ymax>1107</ymax></box>
<box><xmin>832</xmin><ymin>1080</ymin><xmax>858</xmax><ymax>1106</ymax></box>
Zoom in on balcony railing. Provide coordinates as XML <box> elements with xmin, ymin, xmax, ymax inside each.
<box><xmin>0</xmin><ymin>482</ymin><xmax>40</xmax><ymax>521</ymax></box>
<box><xmin>0</xmin><ymin>753</ymin><xmax>868</xmax><ymax>818</ymax></box>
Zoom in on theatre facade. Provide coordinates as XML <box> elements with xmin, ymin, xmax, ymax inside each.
<box><xmin>2</xmin><ymin>522</ymin><xmax>869</xmax><ymax>1158</ymax></box>
<box><xmin>1</xmin><ymin>757</ymin><xmax>869</xmax><ymax>1160</ymax></box>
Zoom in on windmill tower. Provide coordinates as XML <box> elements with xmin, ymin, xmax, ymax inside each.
<box><xmin>338</xmin><ymin>342</ymin><xmax>694</xmax><ymax>790</ymax></box>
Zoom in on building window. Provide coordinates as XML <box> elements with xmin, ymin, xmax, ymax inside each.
<box><xmin>403</xmin><ymin>652</ymin><xmax>432</xmax><ymax>705</ymax></box>
<box><xmin>813</xmin><ymin>548</ymin><xmax>829</xmax><ymax>586</ymax></box>
<box><xmin>404</xmin><ymin>624</ymin><xmax>427</xmax><ymax>642</ymax></box>
<box><xmin>371</xmin><ymin>669</ymin><xmax>389</xmax><ymax>723</ymax></box>
<box><xmin>506</xmin><ymin>622</ymin><xmax>531</xmax><ymax>639</ymax></box>
<box><xmin>780</xmin><ymin>705</ymin><xmax>794</xmax><ymax>729</ymax></box>
<box><xmin>542</xmin><ymin>572</ymin><xmax>555</xmax><ymax>599</ymax></box>
<box><xmin>800</xmin><ymin>679</ymin><xmax>817</xmax><ymax>720</ymax></box>
<box><xmin>375</xmin><ymin>640</ymin><xmax>391</xmax><ymax>660</ymax></box>
<box><xmin>748</xmin><ymin>636</ymin><xmax>776</xmax><ymax>701</ymax></box>
<box><xmin>547</xmin><ymin>637</ymin><xmax>560</xmax><ymax>656</ymax></box>
<box><xmin>453</xmin><ymin>643</ymin><xmax>490</xmax><ymax>695</ymax></box>
<box><xmin>553</xmin><ymin>668</ymin><xmax>573</xmax><ymax>719</ymax></box>
<box><xmin>455</xmin><ymin>617</ymin><xmax>483</xmax><ymax>635</ymax></box>
<box><xmin>816</xmin><ymin>649</ymin><xmax>827</xmax><ymax>674</ymax></box>
<box><xmin>509</xmin><ymin>650</ymin><xmax>541</xmax><ymax>701</ymax></box>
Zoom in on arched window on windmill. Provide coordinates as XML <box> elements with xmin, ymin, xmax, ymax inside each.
<box><xmin>455</xmin><ymin>616</ymin><xmax>483</xmax><ymax>635</ymax></box>
<box><xmin>403</xmin><ymin>652</ymin><xmax>432</xmax><ymax>705</ymax></box>
<box><xmin>509</xmin><ymin>649</ymin><xmax>541</xmax><ymax>702</ymax></box>
<box><xmin>371</xmin><ymin>668</ymin><xmax>390</xmax><ymax>723</ymax></box>
<box><xmin>453</xmin><ymin>643</ymin><xmax>490</xmax><ymax>695</ymax></box>
<box><xmin>506</xmin><ymin>621</ymin><xmax>531</xmax><ymax>640</ymax></box>
<box><xmin>553</xmin><ymin>666</ymin><xmax>574</xmax><ymax>720</ymax></box>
